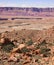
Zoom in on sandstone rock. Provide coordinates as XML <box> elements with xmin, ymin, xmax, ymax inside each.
<box><xmin>12</xmin><ymin>44</ymin><xmax>26</xmax><ymax>53</ymax></box>
<box><xmin>33</xmin><ymin>42</ymin><xmax>37</xmax><ymax>45</ymax></box>
<box><xmin>27</xmin><ymin>45</ymin><xmax>34</xmax><ymax>50</ymax></box>
<box><xmin>11</xmin><ymin>48</ymin><xmax>19</xmax><ymax>53</ymax></box>
<box><xmin>23</xmin><ymin>59</ymin><xmax>30</xmax><ymax>64</ymax></box>
<box><xmin>43</xmin><ymin>57</ymin><xmax>49</xmax><ymax>62</ymax></box>
<box><xmin>8</xmin><ymin>56</ymin><xmax>17</xmax><ymax>62</ymax></box>
<box><xmin>15</xmin><ymin>53</ymin><xmax>20</xmax><ymax>58</ymax></box>
<box><xmin>2</xmin><ymin>56</ymin><xmax>7</xmax><ymax>60</ymax></box>
<box><xmin>18</xmin><ymin>44</ymin><xmax>26</xmax><ymax>49</ymax></box>
<box><xmin>0</xmin><ymin>38</ymin><xmax>5</xmax><ymax>44</ymax></box>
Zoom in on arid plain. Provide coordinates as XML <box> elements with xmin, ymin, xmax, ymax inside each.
<box><xmin>0</xmin><ymin>17</ymin><xmax>54</xmax><ymax>33</ymax></box>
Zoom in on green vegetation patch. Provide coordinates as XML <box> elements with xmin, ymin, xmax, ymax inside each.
<box><xmin>21</xmin><ymin>47</ymin><xmax>30</xmax><ymax>53</ymax></box>
<box><xmin>26</xmin><ymin>39</ymin><xmax>33</xmax><ymax>46</ymax></box>
<box><xmin>2</xmin><ymin>42</ymin><xmax>15</xmax><ymax>53</ymax></box>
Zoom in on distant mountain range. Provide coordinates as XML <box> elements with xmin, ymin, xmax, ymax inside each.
<box><xmin>0</xmin><ymin>7</ymin><xmax>54</xmax><ymax>17</ymax></box>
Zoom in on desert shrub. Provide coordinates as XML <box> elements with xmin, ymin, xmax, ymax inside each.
<box><xmin>20</xmin><ymin>47</ymin><xmax>30</xmax><ymax>53</ymax></box>
<box><xmin>33</xmin><ymin>55</ymin><xmax>41</xmax><ymax>60</ymax></box>
<box><xmin>43</xmin><ymin>52</ymin><xmax>51</xmax><ymax>57</ymax></box>
<box><xmin>35</xmin><ymin>40</ymin><xmax>47</xmax><ymax>49</ymax></box>
<box><xmin>40</xmin><ymin>48</ymin><xmax>51</xmax><ymax>54</ymax></box>
<box><xmin>22</xmin><ymin>38</ymin><xmax>25</xmax><ymax>43</ymax></box>
<box><xmin>26</xmin><ymin>39</ymin><xmax>33</xmax><ymax>46</ymax></box>
<box><xmin>40</xmin><ymin>48</ymin><xmax>51</xmax><ymax>57</ymax></box>
<box><xmin>35</xmin><ymin>40</ymin><xmax>51</xmax><ymax>57</ymax></box>
<box><xmin>48</xmin><ymin>42</ymin><xmax>54</xmax><ymax>46</ymax></box>
<box><xmin>39</xmin><ymin>40</ymin><xmax>47</xmax><ymax>46</ymax></box>
<box><xmin>17</xmin><ymin>62</ymin><xmax>22</xmax><ymax>65</ymax></box>
<box><xmin>2</xmin><ymin>42</ymin><xmax>15</xmax><ymax>52</ymax></box>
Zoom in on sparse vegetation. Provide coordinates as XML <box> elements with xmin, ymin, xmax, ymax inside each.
<box><xmin>2</xmin><ymin>43</ymin><xmax>15</xmax><ymax>52</ymax></box>
<box><xmin>0</xmin><ymin>38</ymin><xmax>15</xmax><ymax>52</ymax></box>
<box><xmin>26</xmin><ymin>39</ymin><xmax>33</xmax><ymax>46</ymax></box>
<box><xmin>22</xmin><ymin>38</ymin><xmax>26</xmax><ymax>43</ymax></box>
<box><xmin>40</xmin><ymin>48</ymin><xmax>51</xmax><ymax>57</ymax></box>
<box><xmin>20</xmin><ymin>47</ymin><xmax>30</xmax><ymax>53</ymax></box>
<box><xmin>35</xmin><ymin>40</ymin><xmax>47</xmax><ymax>50</ymax></box>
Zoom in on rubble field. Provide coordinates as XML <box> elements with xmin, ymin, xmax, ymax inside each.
<box><xmin>0</xmin><ymin>26</ymin><xmax>54</xmax><ymax>65</ymax></box>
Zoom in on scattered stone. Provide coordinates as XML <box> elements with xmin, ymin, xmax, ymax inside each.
<box><xmin>18</xmin><ymin>44</ymin><xmax>26</xmax><ymax>49</ymax></box>
<box><xmin>2</xmin><ymin>56</ymin><xmax>7</xmax><ymax>60</ymax></box>
<box><xmin>8</xmin><ymin>56</ymin><xmax>17</xmax><ymax>62</ymax></box>
<box><xmin>0</xmin><ymin>38</ymin><xmax>5</xmax><ymax>44</ymax></box>
<box><xmin>15</xmin><ymin>53</ymin><xmax>20</xmax><ymax>58</ymax></box>
<box><xmin>0</xmin><ymin>27</ymin><xmax>54</xmax><ymax>65</ymax></box>
<box><xmin>11</xmin><ymin>44</ymin><xmax>26</xmax><ymax>53</ymax></box>
<box><xmin>23</xmin><ymin>59</ymin><xmax>30</xmax><ymax>64</ymax></box>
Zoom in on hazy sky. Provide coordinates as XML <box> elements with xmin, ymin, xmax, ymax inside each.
<box><xmin>0</xmin><ymin>0</ymin><xmax>54</xmax><ymax>7</ymax></box>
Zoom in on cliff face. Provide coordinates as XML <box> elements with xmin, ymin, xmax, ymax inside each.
<box><xmin>0</xmin><ymin>7</ymin><xmax>54</xmax><ymax>17</ymax></box>
<box><xmin>0</xmin><ymin>7</ymin><xmax>54</xmax><ymax>12</ymax></box>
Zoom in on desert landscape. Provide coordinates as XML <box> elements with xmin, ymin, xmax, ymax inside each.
<box><xmin>0</xmin><ymin>7</ymin><xmax>54</xmax><ymax>65</ymax></box>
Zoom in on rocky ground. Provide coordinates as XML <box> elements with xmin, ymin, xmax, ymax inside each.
<box><xmin>0</xmin><ymin>26</ymin><xmax>54</xmax><ymax>65</ymax></box>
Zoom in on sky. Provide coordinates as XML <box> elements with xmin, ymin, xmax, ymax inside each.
<box><xmin>0</xmin><ymin>0</ymin><xmax>54</xmax><ymax>7</ymax></box>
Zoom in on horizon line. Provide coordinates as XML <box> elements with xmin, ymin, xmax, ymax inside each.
<box><xmin>0</xmin><ymin>7</ymin><xmax>54</xmax><ymax>8</ymax></box>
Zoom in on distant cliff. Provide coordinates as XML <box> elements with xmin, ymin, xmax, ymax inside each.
<box><xmin>0</xmin><ymin>7</ymin><xmax>54</xmax><ymax>17</ymax></box>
